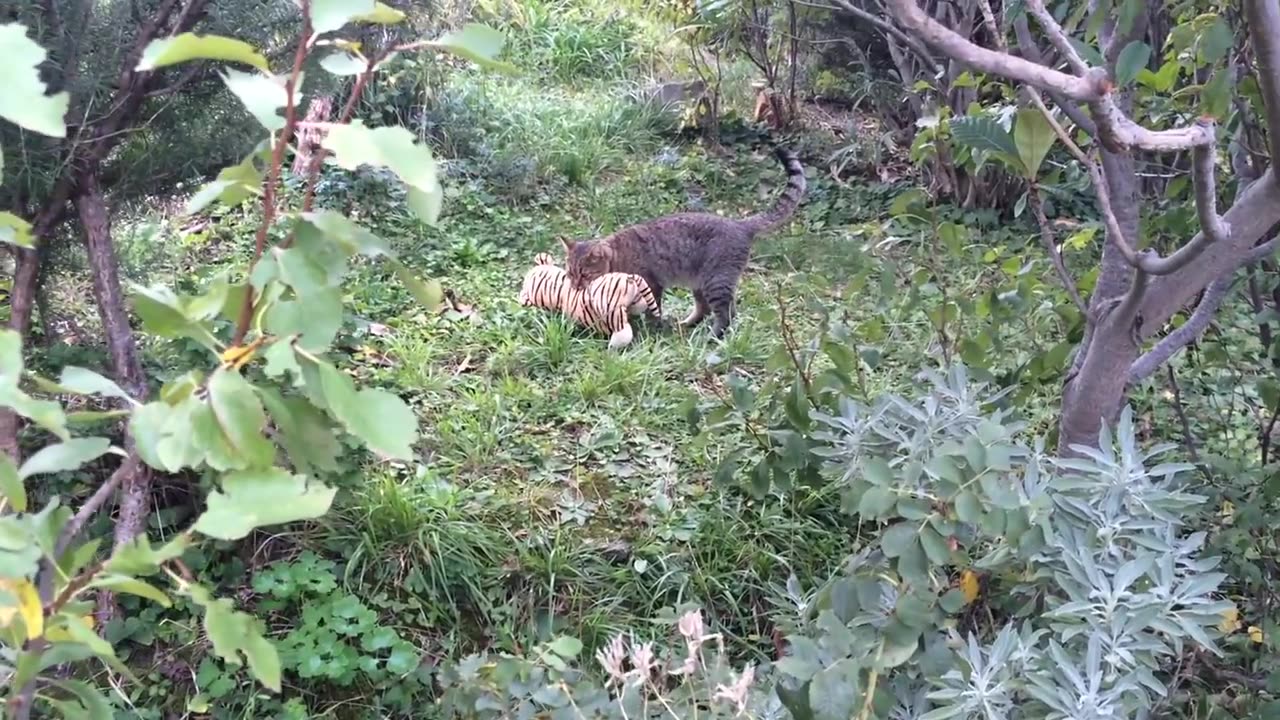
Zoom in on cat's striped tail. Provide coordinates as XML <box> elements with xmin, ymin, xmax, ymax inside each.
<box><xmin>742</xmin><ymin>145</ymin><xmax>806</xmax><ymax>236</ymax></box>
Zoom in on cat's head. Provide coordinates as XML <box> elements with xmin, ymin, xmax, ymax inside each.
<box><xmin>560</xmin><ymin>238</ymin><xmax>611</xmax><ymax>290</ymax></box>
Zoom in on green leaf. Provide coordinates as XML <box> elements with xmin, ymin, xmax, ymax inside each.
<box><xmin>424</xmin><ymin>23</ymin><xmax>516</xmax><ymax>72</ymax></box>
<box><xmin>1114</xmin><ymin>41</ymin><xmax>1151</xmax><ymax>88</ymax></box>
<box><xmin>881</xmin><ymin>522</ymin><xmax>918</xmax><ymax>558</ymax></box>
<box><xmin>137</xmin><ymin>33</ymin><xmax>269</xmax><ymax>72</ymax></box>
<box><xmin>388</xmin><ymin>259</ymin><xmax>444</xmax><ymax>311</ymax></box>
<box><xmin>920</xmin><ymin>526</ymin><xmax>952</xmax><ymax>565</ymax></box>
<box><xmin>0</xmin><ymin>23</ymin><xmax>70</xmax><ymax>137</ymax></box>
<box><xmin>193</xmin><ymin>467</ymin><xmax>336</xmax><ymax>540</ymax></box>
<box><xmin>19</xmin><ymin>438</ymin><xmax>111</xmax><ymax>479</ymax></box>
<box><xmin>312</xmin><ymin>361</ymin><xmax>417</xmax><ymax>459</ymax></box>
<box><xmin>0</xmin><ymin>212</ymin><xmax>36</xmax><ymax>249</ymax></box>
<box><xmin>862</xmin><ymin>457</ymin><xmax>893</xmax><ymax>485</ymax></box>
<box><xmin>265</xmin><ymin>289</ymin><xmax>343</xmax><ymax>352</ymax></box>
<box><xmin>319</xmin><ymin>123</ymin><xmax>444</xmax><ymax>226</ymax></box>
<box><xmin>186</xmin><ymin>149</ymin><xmax>264</xmax><ymax>215</ymax></box>
<box><xmin>1200</xmin><ymin>67</ymin><xmax>1233</xmax><ymax>120</ymax></box>
<box><xmin>58</xmin><ymin>367</ymin><xmax>131</xmax><ymax>401</ymax></box>
<box><xmin>407</xmin><ymin>185</ymin><xmax>444</xmax><ymax>226</ymax></box>
<box><xmin>191</xmin><ymin>592</ymin><xmax>282</xmax><ymax>692</ymax></box>
<box><xmin>207</xmin><ymin>368</ymin><xmax>275</xmax><ymax>469</ymax></box>
<box><xmin>897</xmin><ymin>537</ymin><xmax>928</xmax><ymax>584</ymax></box>
<box><xmin>1116</xmin><ymin>0</ymin><xmax>1144</xmax><ymax>35</ymax></box>
<box><xmin>548</xmin><ymin>636</ymin><xmax>583</xmax><ymax>658</ymax></box>
<box><xmin>954</xmin><ymin>491</ymin><xmax>983</xmax><ymax>524</ymax></box>
<box><xmin>312</xmin><ymin>0</ymin><xmax>376</xmax><ymax>35</ymax></box>
<box><xmin>0</xmin><ymin>387</ymin><xmax>70</xmax><ymax>440</ymax></box>
<box><xmin>939</xmin><ymin>588</ymin><xmax>968</xmax><ymax>614</ymax></box>
<box><xmin>105</xmin><ymin>535</ymin><xmax>190</xmax><ymax>576</ymax></box>
<box><xmin>87</xmin><ymin>574</ymin><xmax>172</xmax><ymax>607</ymax></box>
<box><xmin>714</xmin><ymin>450</ymin><xmax>743</xmax><ymax>488</ymax></box>
<box><xmin>0</xmin><ymin>456</ymin><xmax>26</xmax><ymax>511</ymax></box>
<box><xmin>356</xmin><ymin>2</ymin><xmax>407</xmax><ymax>24</ymax></box>
<box><xmin>51</xmin><ymin>679</ymin><xmax>113</xmax><ymax>720</ymax></box>
<box><xmin>300</xmin><ymin>210</ymin><xmax>392</xmax><ymax>257</ymax></box>
<box><xmin>1013</xmin><ymin>108</ymin><xmax>1056</xmax><ymax>179</ymax></box>
<box><xmin>808</xmin><ymin>659</ymin><xmax>861</xmax><ymax>720</ymax></box>
<box><xmin>858</xmin><ymin>486</ymin><xmax>895</xmax><ymax>517</ymax></box>
<box><xmin>949</xmin><ymin>116</ymin><xmax>1019</xmax><ymax>163</ymax></box>
<box><xmin>222</xmin><ymin>69</ymin><xmax>289</xmax><ymax>131</ymax></box>
<box><xmin>257</xmin><ymin>388</ymin><xmax>341</xmax><ymax>476</ymax></box>
<box><xmin>1199</xmin><ymin>17</ymin><xmax>1233</xmax><ymax>65</ymax></box>
<box><xmin>320</xmin><ymin>52</ymin><xmax>368</xmax><ymax>76</ymax></box>
<box><xmin>129</xmin><ymin>285</ymin><xmax>197</xmax><ymax>338</ymax></box>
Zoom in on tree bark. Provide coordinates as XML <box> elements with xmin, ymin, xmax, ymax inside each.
<box><xmin>73</xmin><ymin>172</ymin><xmax>152</xmax><ymax>556</ymax></box>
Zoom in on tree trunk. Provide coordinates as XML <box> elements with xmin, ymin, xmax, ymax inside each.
<box><xmin>73</xmin><ymin>173</ymin><xmax>152</xmax><ymax>559</ymax></box>
<box><xmin>1058</xmin><ymin>151</ymin><xmax>1143</xmax><ymax>452</ymax></box>
<box><xmin>0</xmin><ymin>247</ymin><xmax>43</xmax><ymax>461</ymax></box>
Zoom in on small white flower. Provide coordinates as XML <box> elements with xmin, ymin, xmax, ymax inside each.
<box><xmin>629</xmin><ymin>641</ymin><xmax>656</xmax><ymax>685</ymax></box>
<box><xmin>677</xmin><ymin>609</ymin><xmax>706</xmax><ymax>642</ymax></box>
<box><xmin>596</xmin><ymin>634</ymin><xmax>627</xmax><ymax>685</ymax></box>
<box><xmin>714</xmin><ymin>664</ymin><xmax>755</xmax><ymax>714</ymax></box>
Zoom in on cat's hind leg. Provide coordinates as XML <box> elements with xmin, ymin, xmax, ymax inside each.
<box><xmin>704</xmin><ymin>274</ymin><xmax>740</xmax><ymax>338</ymax></box>
<box><xmin>608</xmin><ymin>322</ymin><xmax>635</xmax><ymax>349</ymax></box>
<box><xmin>604</xmin><ymin>306</ymin><xmax>634</xmax><ymax>349</ymax></box>
<box><xmin>681</xmin><ymin>289</ymin><xmax>710</xmax><ymax>329</ymax></box>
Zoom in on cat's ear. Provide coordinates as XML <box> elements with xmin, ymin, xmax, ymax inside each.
<box><xmin>558</xmin><ymin>236</ymin><xmax>575</xmax><ymax>253</ymax></box>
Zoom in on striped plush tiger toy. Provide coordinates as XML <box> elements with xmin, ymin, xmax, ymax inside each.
<box><xmin>519</xmin><ymin>252</ymin><xmax>658</xmax><ymax>349</ymax></box>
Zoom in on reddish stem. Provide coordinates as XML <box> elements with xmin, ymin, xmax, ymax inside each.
<box><xmin>230</xmin><ymin>3</ymin><xmax>313</xmax><ymax>347</ymax></box>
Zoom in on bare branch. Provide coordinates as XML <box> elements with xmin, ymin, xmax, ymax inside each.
<box><xmin>974</xmin><ymin>0</ymin><xmax>1004</xmax><ymax>51</ymax></box>
<box><xmin>1013</xmin><ymin>17</ymin><xmax>1096</xmax><ymax>135</ymax></box>
<box><xmin>806</xmin><ymin>0</ymin><xmax>941</xmax><ymax>72</ymax></box>
<box><xmin>882</xmin><ymin>0</ymin><xmax>1100</xmax><ymax>99</ymax></box>
<box><xmin>1024</xmin><ymin>0</ymin><xmax>1088</xmax><ymax>74</ymax></box>
<box><xmin>54</xmin><ymin>454</ymin><xmax>137</xmax><ymax>559</ymax></box>
<box><xmin>1245</xmin><ymin>0</ymin><xmax>1280</xmax><ymax>159</ymax></box>
<box><xmin>1092</xmin><ymin>101</ymin><xmax>1216</xmax><ymax>153</ymax></box>
<box><xmin>1129</xmin><ymin>143</ymin><xmax>1232</xmax><ymax>275</ymax></box>
<box><xmin>1028</xmin><ymin>184</ymin><xmax>1090</xmax><ymax>316</ymax></box>
<box><xmin>1129</xmin><ymin>276</ymin><xmax>1233</xmax><ymax>385</ymax></box>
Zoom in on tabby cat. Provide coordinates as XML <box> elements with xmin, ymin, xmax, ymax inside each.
<box><xmin>561</xmin><ymin>145</ymin><xmax>805</xmax><ymax>338</ymax></box>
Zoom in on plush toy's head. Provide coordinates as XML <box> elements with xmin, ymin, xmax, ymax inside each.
<box><xmin>519</xmin><ymin>253</ymin><xmax>568</xmax><ymax>308</ymax></box>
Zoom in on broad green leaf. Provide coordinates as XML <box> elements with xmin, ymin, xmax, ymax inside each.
<box><xmin>262</xmin><ymin>341</ymin><xmax>303</xmax><ymax>385</ymax></box>
<box><xmin>137</xmin><ymin>33</ymin><xmax>269</xmax><ymax>72</ymax></box>
<box><xmin>425</xmin><ymin>23</ymin><xmax>516</xmax><ymax>73</ymax></box>
<box><xmin>87</xmin><ymin>575</ymin><xmax>172</xmax><ymax>607</ymax></box>
<box><xmin>0</xmin><ymin>212</ymin><xmax>36</xmax><ymax>248</ymax></box>
<box><xmin>879</xmin><ymin>635</ymin><xmax>918</xmax><ymax>669</ymax></box>
<box><xmin>129</xmin><ymin>285</ymin><xmax>196</xmax><ymax>338</ymax></box>
<box><xmin>356</xmin><ymin>2</ymin><xmax>407</xmax><ymax>24</ymax></box>
<box><xmin>809</xmin><ymin>659</ymin><xmax>861</xmax><ymax>720</ymax></box>
<box><xmin>131</xmin><ymin>399</ymin><xmax>203</xmax><ymax>472</ymax></box>
<box><xmin>312</xmin><ymin>361</ymin><xmax>417</xmax><ymax>459</ymax></box>
<box><xmin>275</xmin><ymin>246</ymin><xmax>337</xmax><ymax>296</ymax></box>
<box><xmin>265</xmin><ymin>289</ymin><xmax>343</xmax><ymax>352</ymax></box>
<box><xmin>1199</xmin><ymin>17</ymin><xmax>1233</xmax><ymax>65</ymax></box>
<box><xmin>299</xmin><ymin>210</ymin><xmax>392</xmax><ymax>257</ymax></box>
<box><xmin>186</xmin><ymin>149</ymin><xmax>265</xmax><ymax>215</ymax></box>
<box><xmin>881</xmin><ymin>522</ymin><xmax>917</xmax><ymax>558</ymax></box>
<box><xmin>319</xmin><ymin>123</ymin><xmax>443</xmax><ymax>225</ymax></box>
<box><xmin>949</xmin><ymin>116</ymin><xmax>1019</xmax><ymax>165</ymax></box>
<box><xmin>1013</xmin><ymin>109</ymin><xmax>1055</xmax><ymax>179</ymax></box>
<box><xmin>897</xmin><ymin>537</ymin><xmax>928</xmax><ymax>584</ymax></box>
<box><xmin>0</xmin><ymin>23</ymin><xmax>70</xmax><ymax>137</ymax></box>
<box><xmin>407</xmin><ymin>185</ymin><xmax>444</xmax><ymax>226</ymax></box>
<box><xmin>1201</xmin><ymin>67</ymin><xmax>1233</xmax><ymax>119</ymax></box>
<box><xmin>548</xmin><ymin>636</ymin><xmax>583</xmax><ymax>658</ymax></box>
<box><xmin>0</xmin><ymin>517</ymin><xmax>42</xmax><ymax>578</ymax></box>
<box><xmin>191</xmin><ymin>591</ymin><xmax>282</xmax><ymax>692</ymax></box>
<box><xmin>105</xmin><ymin>535</ymin><xmax>190</xmax><ymax>575</ymax></box>
<box><xmin>19</xmin><ymin>438</ymin><xmax>111</xmax><ymax>479</ymax></box>
<box><xmin>858</xmin><ymin>486</ymin><xmax>895</xmax><ymax>517</ymax></box>
<box><xmin>1114</xmin><ymin>41</ymin><xmax>1151</xmax><ymax>88</ymax></box>
<box><xmin>257</xmin><ymin>388</ymin><xmax>341</xmax><ymax>476</ymax></box>
<box><xmin>193</xmin><ymin>467</ymin><xmax>336</xmax><ymax>540</ymax></box>
<box><xmin>207</xmin><ymin>368</ymin><xmax>275</xmax><ymax>469</ymax></box>
<box><xmin>1116</xmin><ymin>0</ymin><xmax>1144</xmax><ymax>35</ymax></box>
<box><xmin>222</xmin><ymin>69</ymin><xmax>289</xmax><ymax>131</ymax></box>
<box><xmin>312</xmin><ymin>0</ymin><xmax>376</xmax><ymax>35</ymax></box>
<box><xmin>58</xmin><ymin>367</ymin><xmax>131</xmax><ymax>401</ymax></box>
<box><xmin>954</xmin><ymin>491</ymin><xmax>983</xmax><ymax>524</ymax></box>
<box><xmin>0</xmin><ymin>457</ymin><xmax>25</xmax><ymax>511</ymax></box>
<box><xmin>388</xmin><ymin>258</ymin><xmax>444</xmax><ymax>311</ymax></box>
<box><xmin>51</xmin><ymin>679</ymin><xmax>113</xmax><ymax>720</ymax></box>
<box><xmin>320</xmin><ymin>52</ymin><xmax>368</xmax><ymax>76</ymax></box>
<box><xmin>920</xmin><ymin>526</ymin><xmax>951</xmax><ymax>565</ymax></box>
<box><xmin>939</xmin><ymin>588</ymin><xmax>968</xmax><ymax>613</ymax></box>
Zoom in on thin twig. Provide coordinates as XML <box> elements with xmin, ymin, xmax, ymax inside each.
<box><xmin>1027</xmin><ymin>183</ymin><xmax>1090</xmax><ymax>317</ymax></box>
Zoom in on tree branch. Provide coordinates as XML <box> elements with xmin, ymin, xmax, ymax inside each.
<box><xmin>1013</xmin><ymin>16</ymin><xmax>1096</xmax><ymax>134</ymax></box>
<box><xmin>810</xmin><ymin>0</ymin><xmax>941</xmax><ymax>72</ymax></box>
<box><xmin>1245</xmin><ymin>0</ymin><xmax>1280</xmax><ymax>159</ymax></box>
<box><xmin>1135</xmin><ymin>143</ymin><xmax>1231</xmax><ymax>274</ymax></box>
<box><xmin>1129</xmin><ymin>276</ymin><xmax>1233</xmax><ymax>385</ymax></box>
<box><xmin>883</xmin><ymin>0</ymin><xmax>1101</xmax><ymax>99</ymax></box>
<box><xmin>1028</xmin><ymin>184</ymin><xmax>1090</xmax><ymax>317</ymax></box>
<box><xmin>1024</xmin><ymin>0</ymin><xmax>1089</xmax><ymax>74</ymax></box>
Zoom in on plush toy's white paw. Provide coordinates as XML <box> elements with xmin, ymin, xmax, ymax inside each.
<box><xmin>608</xmin><ymin>325</ymin><xmax>634</xmax><ymax>349</ymax></box>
